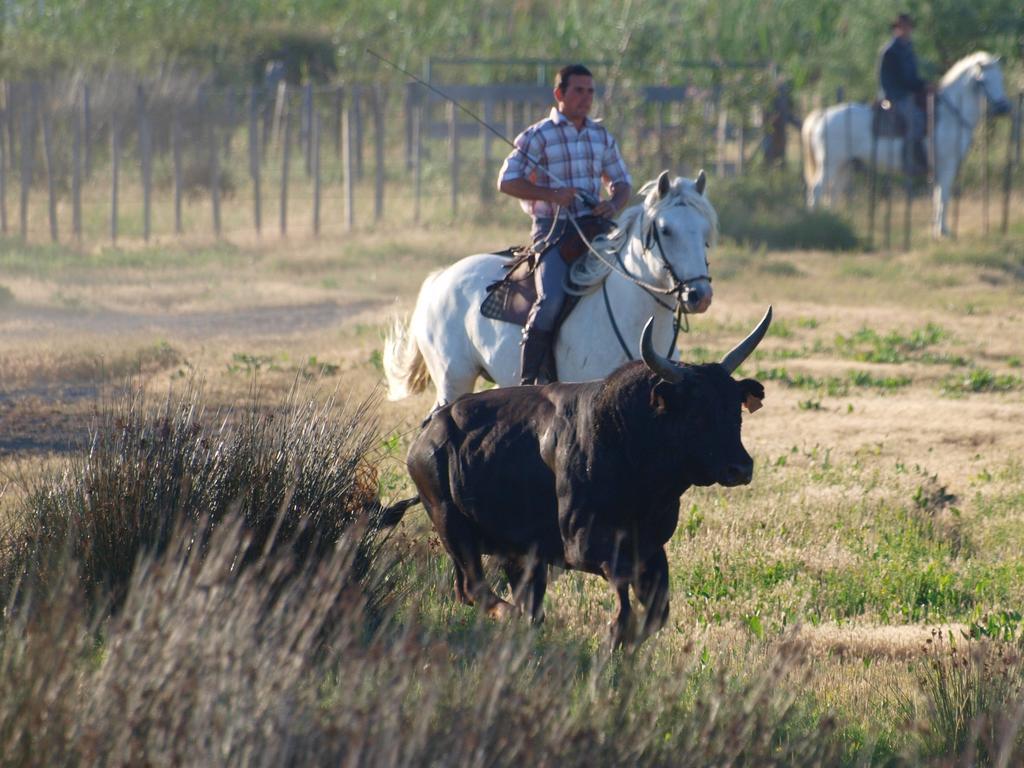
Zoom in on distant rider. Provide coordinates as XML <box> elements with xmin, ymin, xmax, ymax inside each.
<box><xmin>497</xmin><ymin>63</ymin><xmax>632</xmax><ymax>385</ymax></box>
<box><xmin>878</xmin><ymin>12</ymin><xmax>929</xmax><ymax>174</ymax></box>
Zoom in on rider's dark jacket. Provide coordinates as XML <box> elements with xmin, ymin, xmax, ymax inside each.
<box><xmin>878</xmin><ymin>36</ymin><xmax>926</xmax><ymax>101</ymax></box>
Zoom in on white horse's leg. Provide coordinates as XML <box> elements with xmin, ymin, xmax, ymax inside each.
<box><xmin>416</xmin><ymin>331</ymin><xmax>481</xmax><ymax>411</ymax></box>
<box><xmin>932</xmin><ymin>161</ymin><xmax>957</xmax><ymax>238</ymax></box>
<box><xmin>807</xmin><ymin>175</ymin><xmax>823</xmax><ymax>208</ymax></box>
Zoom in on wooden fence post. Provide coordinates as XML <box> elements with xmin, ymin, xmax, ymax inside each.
<box><xmin>884</xmin><ymin>113</ymin><xmax>897</xmax><ymax>250</ymax></box>
<box><xmin>343</xmin><ymin>96</ymin><xmax>354</xmax><ymax>230</ymax></box>
<box><xmin>1000</xmin><ymin>97</ymin><xmax>1018</xmax><ymax>234</ymax></box>
<box><xmin>3</xmin><ymin>82</ymin><xmax>14</xmax><ymax>176</ymax></box>
<box><xmin>353</xmin><ymin>85</ymin><xmax>364</xmax><ymax>180</ymax></box>
<box><xmin>448</xmin><ymin>101</ymin><xmax>459</xmax><ymax>215</ymax></box>
<box><xmin>313</xmin><ymin>112</ymin><xmax>321</xmax><ymax>236</ymax></box>
<box><xmin>223</xmin><ymin>86</ymin><xmax>235</xmax><ymax>161</ymax></box>
<box><xmin>303</xmin><ymin>82</ymin><xmax>313</xmax><ymax>177</ymax></box>
<box><xmin>280</xmin><ymin>97</ymin><xmax>291</xmax><ymax>236</ymax></box>
<box><xmin>72</xmin><ymin>102</ymin><xmax>81</xmax><ymax>240</ymax></box>
<box><xmin>982</xmin><ymin>93</ymin><xmax>990</xmax><ymax>235</ymax></box>
<box><xmin>373</xmin><ymin>85</ymin><xmax>385</xmax><ymax>222</ymax></box>
<box><xmin>172</xmin><ymin>112</ymin><xmax>183</xmax><ymax>235</ymax></box>
<box><xmin>19</xmin><ymin>85</ymin><xmax>33</xmax><ymax>240</ymax></box>
<box><xmin>412</xmin><ymin>100</ymin><xmax>422</xmax><ymax>223</ymax></box>
<box><xmin>36</xmin><ymin>85</ymin><xmax>58</xmax><ymax>243</ymax></box>
<box><xmin>952</xmin><ymin>91</ymin><xmax>963</xmax><ymax>239</ymax></box>
<box><xmin>334</xmin><ymin>86</ymin><xmax>343</xmax><ymax>158</ymax></box>
<box><xmin>249</xmin><ymin>87</ymin><xmax>262</xmax><ymax>236</ymax></box>
<box><xmin>137</xmin><ymin>84</ymin><xmax>152</xmax><ymax>241</ymax></box>
<box><xmin>82</xmin><ymin>83</ymin><xmax>91</xmax><ymax>179</ymax></box>
<box><xmin>480</xmin><ymin>97</ymin><xmax>494</xmax><ymax>203</ymax></box>
<box><xmin>211</xmin><ymin>111</ymin><xmax>221</xmax><ymax>237</ymax></box>
<box><xmin>110</xmin><ymin>118</ymin><xmax>119</xmax><ymax>244</ymax></box>
<box><xmin>0</xmin><ymin>108</ymin><xmax>6</xmax><ymax>234</ymax></box>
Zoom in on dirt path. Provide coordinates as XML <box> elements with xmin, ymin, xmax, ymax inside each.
<box><xmin>0</xmin><ymin>299</ymin><xmax>384</xmax><ymax>342</ymax></box>
<box><xmin>0</xmin><ymin>297</ymin><xmax>386</xmax><ymax>455</ymax></box>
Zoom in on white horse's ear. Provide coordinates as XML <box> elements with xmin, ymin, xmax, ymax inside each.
<box><xmin>695</xmin><ymin>169</ymin><xmax>707</xmax><ymax>196</ymax></box>
<box><xmin>657</xmin><ymin>170</ymin><xmax>671</xmax><ymax>199</ymax></box>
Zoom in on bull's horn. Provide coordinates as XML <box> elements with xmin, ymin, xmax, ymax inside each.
<box><xmin>719</xmin><ymin>305</ymin><xmax>773</xmax><ymax>374</ymax></box>
<box><xmin>640</xmin><ymin>317</ymin><xmax>685</xmax><ymax>383</ymax></box>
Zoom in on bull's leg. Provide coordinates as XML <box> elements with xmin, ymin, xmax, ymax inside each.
<box><xmin>502</xmin><ymin>555</ymin><xmax>548</xmax><ymax>624</ymax></box>
<box><xmin>634</xmin><ymin>548</ymin><xmax>670</xmax><ymax>643</ymax></box>
<box><xmin>436</xmin><ymin>510</ymin><xmax>514</xmax><ymax>620</ymax></box>
<box><xmin>451</xmin><ymin>562</ymin><xmax>473</xmax><ymax>605</ymax></box>
<box><xmin>608</xmin><ymin>582</ymin><xmax>635</xmax><ymax>649</ymax></box>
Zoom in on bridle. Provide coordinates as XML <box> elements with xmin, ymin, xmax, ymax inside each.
<box><xmin>937</xmin><ymin>63</ymin><xmax>1004</xmax><ymax>132</ymax></box>
<box><xmin>566</xmin><ymin>202</ymin><xmax>712</xmax><ymax>359</ymax></box>
<box><xmin>566</xmin><ymin>203</ymin><xmax>712</xmax><ymax>301</ymax></box>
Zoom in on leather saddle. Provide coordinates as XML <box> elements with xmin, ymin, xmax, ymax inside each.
<box><xmin>480</xmin><ymin>216</ymin><xmax>615</xmax><ymax>328</ymax></box>
<box><xmin>871</xmin><ymin>92</ymin><xmax>930</xmax><ymax>139</ymax></box>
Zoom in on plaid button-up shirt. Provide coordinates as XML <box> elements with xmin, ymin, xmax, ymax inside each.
<box><xmin>498</xmin><ymin>108</ymin><xmax>632</xmax><ymax>219</ymax></box>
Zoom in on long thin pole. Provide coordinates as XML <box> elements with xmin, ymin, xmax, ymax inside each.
<box><xmin>367</xmin><ymin>48</ymin><xmax>596</xmax><ymax>205</ymax></box>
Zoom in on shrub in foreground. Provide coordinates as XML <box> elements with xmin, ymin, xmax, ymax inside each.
<box><xmin>0</xmin><ymin>511</ymin><xmax>848</xmax><ymax>766</ymax></box>
<box><xmin>0</xmin><ymin>382</ymin><xmax>394</xmax><ymax>616</ymax></box>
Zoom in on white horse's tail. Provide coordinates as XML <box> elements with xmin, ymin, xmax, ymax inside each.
<box><xmin>801</xmin><ymin>109</ymin><xmax>821</xmax><ymax>192</ymax></box>
<box><xmin>382</xmin><ymin>271</ymin><xmax>440</xmax><ymax>401</ymax></box>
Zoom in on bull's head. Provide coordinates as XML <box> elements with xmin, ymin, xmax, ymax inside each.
<box><xmin>639</xmin><ymin>307</ymin><xmax>772</xmax><ymax>486</ymax></box>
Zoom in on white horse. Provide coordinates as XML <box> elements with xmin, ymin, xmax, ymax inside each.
<box><xmin>384</xmin><ymin>171</ymin><xmax>718</xmax><ymax>412</ymax></box>
<box><xmin>802</xmin><ymin>51</ymin><xmax>1011</xmax><ymax>237</ymax></box>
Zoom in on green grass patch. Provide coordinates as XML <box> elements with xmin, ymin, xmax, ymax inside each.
<box><xmin>834</xmin><ymin>323</ymin><xmax>951</xmax><ymax>364</ymax></box>
<box><xmin>941</xmin><ymin>368</ymin><xmax>1022</xmax><ymax>395</ymax></box>
<box><xmin>756</xmin><ymin>366</ymin><xmax>912</xmax><ymax>394</ymax></box>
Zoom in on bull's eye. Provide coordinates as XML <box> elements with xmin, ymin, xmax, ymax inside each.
<box><xmin>661</xmin><ymin>226</ymin><xmax>672</xmax><ymax>237</ymax></box>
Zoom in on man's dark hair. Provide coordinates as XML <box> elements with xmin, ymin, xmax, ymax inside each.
<box><xmin>556</xmin><ymin>64</ymin><xmax>593</xmax><ymax>93</ymax></box>
<box><xmin>891</xmin><ymin>12</ymin><xmax>914</xmax><ymax>30</ymax></box>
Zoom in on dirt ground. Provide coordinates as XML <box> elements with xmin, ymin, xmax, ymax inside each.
<box><xmin>2</xmin><ymin>221</ymin><xmax>1022</xmax><ymax>665</ymax></box>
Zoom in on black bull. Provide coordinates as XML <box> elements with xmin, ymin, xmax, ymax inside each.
<box><xmin>385</xmin><ymin>308</ymin><xmax>772</xmax><ymax>647</ymax></box>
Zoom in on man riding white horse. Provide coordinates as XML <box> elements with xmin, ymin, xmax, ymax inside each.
<box><xmin>497</xmin><ymin>63</ymin><xmax>633</xmax><ymax>385</ymax></box>
<box><xmin>877</xmin><ymin>12</ymin><xmax>930</xmax><ymax>176</ymax></box>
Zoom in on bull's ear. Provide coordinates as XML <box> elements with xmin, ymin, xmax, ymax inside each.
<box><xmin>739</xmin><ymin>379</ymin><xmax>765</xmax><ymax>413</ymax></box>
<box><xmin>650</xmin><ymin>380</ymin><xmax>673</xmax><ymax>415</ymax></box>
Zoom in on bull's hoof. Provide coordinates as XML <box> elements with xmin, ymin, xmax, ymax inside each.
<box><xmin>486</xmin><ymin>600</ymin><xmax>516</xmax><ymax>621</ymax></box>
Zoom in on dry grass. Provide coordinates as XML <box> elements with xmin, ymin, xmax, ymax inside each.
<box><xmin>2</xmin><ymin>198</ymin><xmax>1024</xmax><ymax>763</ymax></box>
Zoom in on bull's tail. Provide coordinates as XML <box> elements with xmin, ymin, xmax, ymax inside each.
<box><xmin>801</xmin><ymin>110</ymin><xmax>820</xmax><ymax>196</ymax></box>
<box><xmin>374</xmin><ymin>494</ymin><xmax>421</xmax><ymax>527</ymax></box>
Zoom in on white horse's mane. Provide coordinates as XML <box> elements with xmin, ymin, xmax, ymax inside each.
<box><xmin>939</xmin><ymin>51</ymin><xmax>997</xmax><ymax>89</ymax></box>
<box><xmin>570</xmin><ymin>177</ymin><xmax>719</xmax><ymax>290</ymax></box>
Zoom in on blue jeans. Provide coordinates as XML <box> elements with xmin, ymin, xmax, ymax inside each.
<box><xmin>526</xmin><ymin>217</ymin><xmax>569</xmax><ymax>333</ymax></box>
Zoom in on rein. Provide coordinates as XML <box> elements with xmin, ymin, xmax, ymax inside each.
<box><xmin>567</xmin><ymin>206</ymin><xmax>703</xmax><ymax>360</ymax></box>
<box><xmin>566</xmin><ymin>209</ymin><xmax>711</xmax><ymax>299</ymax></box>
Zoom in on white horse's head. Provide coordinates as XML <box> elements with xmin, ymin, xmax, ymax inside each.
<box><xmin>629</xmin><ymin>170</ymin><xmax>718</xmax><ymax>314</ymax></box>
<box><xmin>941</xmin><ymin>52</ymin><xmax>1012</xmax><ymax>116</ymax></box>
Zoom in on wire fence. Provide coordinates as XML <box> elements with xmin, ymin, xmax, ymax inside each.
<box><xmin>0</xmin><ymin>72</ymin><xmax>1020</xmax><ymax>249</ymax></box>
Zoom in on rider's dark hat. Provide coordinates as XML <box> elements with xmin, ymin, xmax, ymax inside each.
<box><xmin>891</xmin><ymin>13</ymin><xmax>914</xmax><ymax>30</ymax></box>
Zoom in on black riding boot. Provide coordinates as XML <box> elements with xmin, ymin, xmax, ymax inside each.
<box><xmin>520</xmin><ymin>328</ymin><xmax>554</xmax><ymax>386</ymax></box>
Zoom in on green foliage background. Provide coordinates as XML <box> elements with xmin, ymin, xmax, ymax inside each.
<box><xmin>0</xmin><ymin>0</ymin><xmax>1020</xmax><ymax>97</ymax></box>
